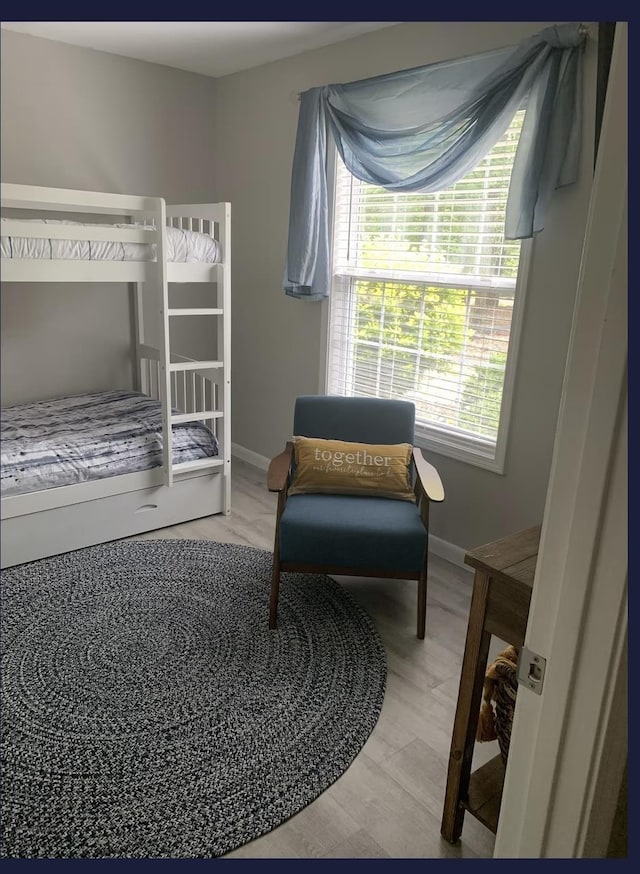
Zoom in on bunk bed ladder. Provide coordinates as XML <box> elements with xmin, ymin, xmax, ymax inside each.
<box><xmin>132</xmin><ymin>203</ymin><xmax>231</xmax><ymax>502</ymax></box>
<box><xmin>218</xmin><ymin>203</ymin><xmax>231</xmax><ymax>514</ymax></box>
<box><xmin>157</xmin><ymin>201</ymin><xmax>174</xmax><ymax>488</ymax></box>
<box><xmin>165</xmin><ymin>203</ymin><xmax>231</xmax><ymax>511</ymax></box>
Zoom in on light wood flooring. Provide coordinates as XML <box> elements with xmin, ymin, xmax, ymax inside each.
<box><xmin>133</xmin><ymin>458</ymin><xmax>499</xmax><ymax>859</ymax></box>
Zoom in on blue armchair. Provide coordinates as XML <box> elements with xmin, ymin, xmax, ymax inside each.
<box><xmin>267</xmin><ymin>396</ymin><xmax>445</xmax><ymax>639</ymax></box>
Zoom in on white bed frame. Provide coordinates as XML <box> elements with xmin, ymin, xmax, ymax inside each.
<box><xmin>1</xmin><ymin>183</ymin><xmax>231</xmax><ymax>568</ymax></box>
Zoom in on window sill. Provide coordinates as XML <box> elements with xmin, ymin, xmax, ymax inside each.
<box><xmin>415</xmin><ymin>425</ymin><xmax>506</xmax><ymax>474</ymax></box>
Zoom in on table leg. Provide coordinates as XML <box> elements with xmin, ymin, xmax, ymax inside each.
<box><xmin>441</xmin><ymin>571</ymin><xmax>492</xmax><ymax>843</ymax></box>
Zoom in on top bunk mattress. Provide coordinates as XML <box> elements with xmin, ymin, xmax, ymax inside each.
<box><xmin>1</xmin><ymin>389</ymin><xmax>219</xmax><ymax>497</ymax></box>
<box><xmin>0</xmin><ymin>218</ymin><xmax>220</xmax><ymax>263</ymax></box>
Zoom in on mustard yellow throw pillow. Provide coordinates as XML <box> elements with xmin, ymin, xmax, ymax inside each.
<box><xmin>288</xmin><ymin>436</ymin><xmax>415</xmax><ymax>502</ymax></box>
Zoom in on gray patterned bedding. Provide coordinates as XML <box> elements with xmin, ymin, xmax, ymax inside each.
<box><xmin>1</xmin><ymin>390</ymin><xmax>219</xmax><ymax>497</ymax></box>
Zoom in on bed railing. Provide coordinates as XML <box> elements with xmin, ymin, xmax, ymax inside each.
<box><xmin>166</xmin><ymin>202</ymin><xmax>228</xmax><ymax>264</ymax></box>
<box><xmin>0</xmin><ymin>182</ymin><xmax>168</xmax><ymax>284</ymax></box>
<box><xmin>138</xmin><ymin>344</ymin><xmax>222</xmax><ymax>454</ymax></box>
<box><xmin>0</xmin><ymin>182</ymin><xmax>164</xmax><ymax>247</ymax></box>
<box><xmin>0</xmin><ymin>182</ymin><xmax>163</xmax><ymax>217</ymax></box>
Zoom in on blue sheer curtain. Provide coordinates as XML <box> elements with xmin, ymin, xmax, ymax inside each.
<box><xmin>284</xmin><ymin>23</ymin><xmax>586</xmax><ymax>300</ymax></box>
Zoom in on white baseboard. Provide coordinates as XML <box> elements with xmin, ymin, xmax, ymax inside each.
<box><xmin>428</xmin><ymin>534</ymin><xmax>473</xmax><ymax>573</ymax></box>
<box><xmin>231</xmin><ymin>442</ymin><xmax>270</xmax><ymax>471</ymax></box>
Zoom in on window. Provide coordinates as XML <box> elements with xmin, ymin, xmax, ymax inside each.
<box><xmin>326</xmin><ymin>111</ymin><xmax>529</xmax><ymax>472</ymax></box>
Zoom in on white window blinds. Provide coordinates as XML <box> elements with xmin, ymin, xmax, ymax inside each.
<box><xmin>328</xmin><ymin>111</ymin><xmax>525</xmax><ymax>465</ymax></box>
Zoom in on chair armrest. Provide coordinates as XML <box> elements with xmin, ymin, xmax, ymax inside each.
<box><xmin>413</xmin><ymin>447</ymin><xmax>445</xmax><ymax>502</ymax></box>
<box><xmin>267</xmin><ymin>442</ymin><xmax>294</xmax><ymax>492</ymax></box>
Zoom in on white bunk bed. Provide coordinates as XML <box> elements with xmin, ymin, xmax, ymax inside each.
<box><xmin>0</xmin><ymin>183</ymin><xmax>231</xmax><ymax>568</ymax></box>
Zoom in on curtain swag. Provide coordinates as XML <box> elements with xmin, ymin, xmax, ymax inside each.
<box><xmin>284</xmin><ymin>23</ymin><xmax>586</xmax><ymax>300</ymax></box>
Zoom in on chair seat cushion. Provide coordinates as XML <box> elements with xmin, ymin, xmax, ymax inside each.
<box><xmin>279</xmin><ymin>494</ymin><xmax>427</xmax><ymax>574</ymax></box>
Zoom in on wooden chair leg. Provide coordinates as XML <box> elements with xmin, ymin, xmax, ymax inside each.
<box><xmin>417</xmin><ymin>560</ymin><xmax>427</xmax><ymax>640</ymax></box>
<box><xmin>417</xmin><ymin>501</ymin><xmax>430</xmax><ymax>640</ymax></box>
<box><xmin>269</xmin><ymin>554</ymin><xmax>280</xmax><ymax>630</ymax></box>
<box><xmin>269</xmin><ymin>490</ymin><xmax>286</xmax><ymax>630</ymax></box>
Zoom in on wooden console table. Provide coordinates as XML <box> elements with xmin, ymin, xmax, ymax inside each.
<box><xmin>441</xmin><ymin>525</ymin><xmax>540</xmax><ymax>843</ymax></box>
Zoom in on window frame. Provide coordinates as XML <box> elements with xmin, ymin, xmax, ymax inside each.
<box><xmin>319</xmin><ymin>143</ymin><xmax>532</xmax><ymax>474</ymax></box>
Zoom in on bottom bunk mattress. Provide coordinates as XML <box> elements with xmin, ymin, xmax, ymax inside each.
<box><xmin>1</xmin><ymin>389</ymin><xmax>219</xmax><ymax>497</ymax></box>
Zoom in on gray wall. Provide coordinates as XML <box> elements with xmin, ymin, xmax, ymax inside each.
<box><xmin>1</xmin><ymin>23</ymin><xmax>597</xmax><ymax>551</ymax></box>
<box><xmin>0</xmin><ymin>29</ymin><xmax>218</xmax><ymax>405</ymax></box>
<box><xmin>211</xmin><ymin>21</ymin><xmax>597</xmax><ymax>549</ymax></box>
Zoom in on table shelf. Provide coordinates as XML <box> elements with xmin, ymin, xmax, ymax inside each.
<box><xmin>441</xmin><ymin>525</ymin><xmax>539</xmax><ymax>843</ymax></box>
<box><xmin>462</xmin><ymin>754</ymin><xmax>506</xmax><ymax>835</ymax></box>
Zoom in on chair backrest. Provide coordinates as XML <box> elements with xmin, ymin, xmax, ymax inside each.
<box><xmin>293</xmin><ymin>395</ymin><xmax>415</xmax><ymax>445</ymax></box>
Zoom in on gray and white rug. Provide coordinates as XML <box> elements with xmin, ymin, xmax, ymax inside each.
<box><xmin>1</xmin><ymin>539</ymin><xmax>386</xmax><ymax>858</ymax></box>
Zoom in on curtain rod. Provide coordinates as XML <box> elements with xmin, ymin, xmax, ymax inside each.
<box><xmin>295</xmin><ymin>24</ymin><xmax>591</xmax><ymax>100</ymax></box>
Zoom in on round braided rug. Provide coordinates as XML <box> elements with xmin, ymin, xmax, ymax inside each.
<box><xmin>1</xmin><ymin>539</ymin><xmax>386</xmax><ymax>858</ymax></box>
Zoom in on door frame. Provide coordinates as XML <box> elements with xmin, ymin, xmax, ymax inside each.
<box><xmin>494</xmin><ymin>21</ymin><xmax>628</xmax><ymax>858</ymax></box>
